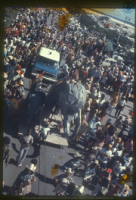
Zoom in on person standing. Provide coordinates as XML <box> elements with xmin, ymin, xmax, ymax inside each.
<box><xmin>97</xmin><ymin>144</ymin><xmax>113</xmax><ymax>170</ymax></box>
<box><xmin>15</xmin><ymin>164</ymin><xmax>36</xmax><ymax>195</ymax></box>
<box><xmin>17</xmin><ymin>129</ymin><xmax>33</xmax><ymax>167</ymax></box>
<box><xmin>123</xmin><ymin>83</ymin><xmax>133</xmax><ymax>103</ymax></box>
<box><xmin>115</xmin><ymin>96</ymin><xmax>126</xmax><ymax>118</ymax></box>
<box><xmin>108</xmin><ymin>91</ymin><xmax>120</xmax><ymax>116</ymax></box>
<box><xmin>54</xmin><ymin>168</ymin><xmax>75</xmax><ymax>196</ymax></box>
<box><xmin>3</xmin><ymin>136</ymin><xmax>11</xmax><ymax>168</ymax></box>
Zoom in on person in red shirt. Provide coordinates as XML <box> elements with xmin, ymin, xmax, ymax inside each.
<box><xmin>13</xmin><ymin>29</ymin><xmax>18</xmax><ymax>37</ymax></box>
<box><xmin>17</xmin><ymin>23</ymin><xmax>22</xmax><ymax>32</ymax></box>
<box><xmin>6</xmin><ymin>26</ymin><xmax>11</xmax><ymax>38</ymax></box>
<box><xmin>15</xmin><ymin>64</ymin><xmax>24</xmax><ymax>77</ymax></box>
<box><xmin>82</xmin><ymin>67</ymin><xmax>88</xmax><ymax>85</ymax></box>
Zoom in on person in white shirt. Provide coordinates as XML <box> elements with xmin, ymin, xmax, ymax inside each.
<box><xmin>122</xmin><ymin>152</ymin><xmax>133</xmax><ymax>167</ymax></box>
<box><xmin>108</xmin><ymin>144</ymin><xmax>123</xmax><ymax>168</ymax></box>
<box><xmin>39</xmin><ymin>122</ymin><xmax>50</xmax><ymax>141</ymax></box>
<box><xmin>97</xmin><ymin>144</ymin><xmax>113</xmax><ymax>169</ymax></box>
<box><xmin>99</xmin><ymin>94</ymin><xmax>105</xmax><ymax>109</ymax></box>
<box><xmin>112</xmin><ymin>162</ymin><xmax>126</xmax><ymax>181</ymax></box>
<box><xmin>17</xmin><ymin>129</ymin><xmax>33</xmax><ymax>167</ymax></box>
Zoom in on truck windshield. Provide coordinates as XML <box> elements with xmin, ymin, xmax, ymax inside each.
<box><xmin>36</xmin><ymin>55</ymin><xmax>58</xmax><ymax>68</ymax></box>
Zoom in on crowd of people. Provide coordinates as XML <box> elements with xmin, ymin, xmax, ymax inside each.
<box><xmin>3</xmin><ymin>7</ymin><xmax>133</xmax><ymax>196</ymax></box>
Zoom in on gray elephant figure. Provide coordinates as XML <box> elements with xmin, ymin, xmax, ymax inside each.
<box><xmin>44</xmin><ymin>79</ymin><xmax>87</xmax><ymax>143</ymax></box>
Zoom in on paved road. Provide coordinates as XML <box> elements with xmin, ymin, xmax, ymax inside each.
<box><xmin>3</xmin><ymin>9</ymin><xmax>133</xmax><ymax>196</ymax></box>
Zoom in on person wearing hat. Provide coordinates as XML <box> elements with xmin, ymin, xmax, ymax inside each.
<box><xmin>3</xmin><ymin>136</ymin><xmax>11</xmax><ymax>167</ymax></box>
<box><xmin>63</xmin><ymin>168</ymin><xmax>78</xmax><ymax>195</ymax></box>
<box><xmin>55</xmin><ymin>177</ymin><xmax>70</xmax><ymax>196</ymax></box>
<box><xmin>54</xmin><ymin>168</ymin><xmax>75</xmax><ymax>196</ymax></box>
<box><xmin>64</xmin><ymin>152</ymin><xmax>81</xmax><ymax>173</ymax></box>
<box><xmin>18</xmin><ymin>164</ymin><xmax>36</xmax><ymax>195</ymax></box>
<box><xmin>64</xmin><ymin>167</ymin><xmax>74</xmax><ymax>175</ymax></box>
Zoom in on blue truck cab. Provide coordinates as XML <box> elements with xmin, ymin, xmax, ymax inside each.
<box><xmin>31</xmin><ymin>47</ymin><xmax>60</xmax><ymax>83</ymax></box>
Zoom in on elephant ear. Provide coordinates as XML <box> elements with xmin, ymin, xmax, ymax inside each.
<box><xmin>59</xmin><ymin>82</ymin><xmax>86</xmax><ymax>115</ymax></box>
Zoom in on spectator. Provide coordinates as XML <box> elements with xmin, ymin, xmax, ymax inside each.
<box><xmin>19</xmin><ymin>164</ymin><xmax>36</xmax><ymax>195</ymax></box>
<box><xmin>108</xmin><ymin>91</ymin><xmax>120</xmax><ymax>116</ymax></box>
<box><xmin>115</xmin><ymin>96</ymin><xmax>126</xmax><ymax>118</ymax></box>
<box><xmin>120</xmin><ymin>184</ymin><xmax>130</xmax><ymax>196</ymax></box>
<box><xmin>3</xmin><ymin>136</ymin><xmax>11</xmax><ymax>167</ymax></box>
<box><xmin>17</xmin><ymin>129</ymin><xmax>33</xmax><ymax>167</ymax></box>
<box><xmin>54</xmin><ymin>168</ymin><xmax>74</xmax><ymax>196</ymax></box>
<box><xmin>97</xmin><ymin>144</ymin><xmax>113</xmax><ymax>169</ymax></box>
<box><xmin>38</xmin><ymin>121</ymin><xmax>50</xmax><ymax>141</ymax></box>
<box><xmin>113</xmin><ymin>116</ymin><xmax>123</xmax><ymax>135</ymax></box>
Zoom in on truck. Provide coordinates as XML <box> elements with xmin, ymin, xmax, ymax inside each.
<box><xmin>31</xmin><ymin>47</ymin><xmax>60</xmax><ymax>83</ymax></box>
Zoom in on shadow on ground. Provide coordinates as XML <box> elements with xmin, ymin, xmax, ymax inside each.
<box><xmin>36</xmin><ymin>173</ymin><xmax>46</xmax><ymax>183</ymax></box>
<box><xmin>12</xmin><ymin>142</ymin><xmax>40</xmax><ymax>159</ymax></box>
<box><xmin>45</xmin><ymin>177</ymin><xmax>54</xmax><ymax>185</ymax></box>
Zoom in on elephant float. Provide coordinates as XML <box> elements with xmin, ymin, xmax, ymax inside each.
<box><xmin>44</xmin><ymin>79</ymin><xmax>87</xmax><ymax>143</ymax></box>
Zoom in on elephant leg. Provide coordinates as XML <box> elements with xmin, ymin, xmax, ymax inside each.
<box><xmin>63</xmin><ymin>109</ymin><xmax>81</xmax><ymax>142</ymax></box>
